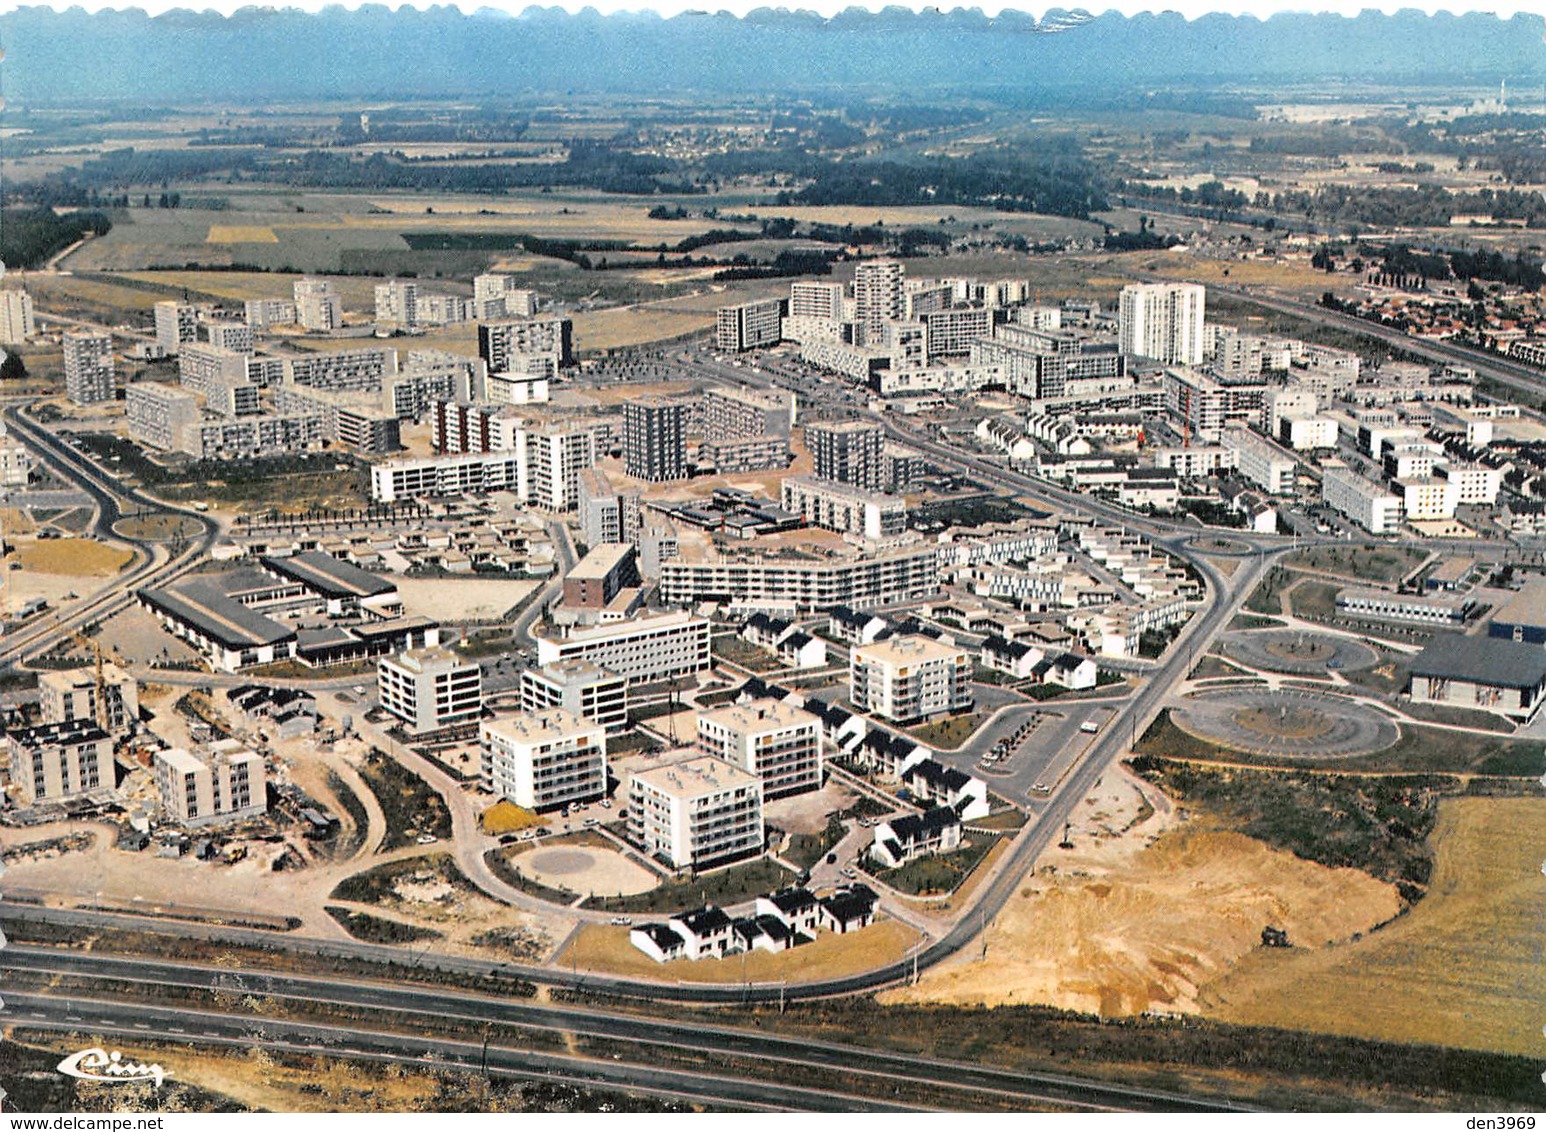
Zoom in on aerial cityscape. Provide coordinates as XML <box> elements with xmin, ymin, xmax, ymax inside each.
<box><xmin>0</xmin><ymin>2</ymin><xmax>1541</xmax><ymax>1115</ymax></box>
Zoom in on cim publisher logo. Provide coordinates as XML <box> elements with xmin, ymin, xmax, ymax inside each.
<box><xmin>56</xmin><ymin>1048</ymin><xmax>166</xmax><ymax>1088</ymax></box>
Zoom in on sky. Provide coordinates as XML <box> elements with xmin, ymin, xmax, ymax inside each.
<box><xmin>0</xmin><ymin>2</ymin><xmax>1537</xmax><ymax>17</ymax></box>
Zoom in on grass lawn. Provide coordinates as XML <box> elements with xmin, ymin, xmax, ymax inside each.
<box><xmin>710</xmin><ymin>635</ymin><xmax>782</xmax><ymax>673</ymax></box>
<box><xmin>1286</xmin><ymin>545</ymin><xmax>1429</xmax><ymax>585</ymax></box>
<box><xmin>13</xmin><ymin>538</ymin><xmax>133</xmax><ymax>576</ymax></box>
<box><xmin>582</xmin><ymin>856</ymin><xmax>794</xmax><ymax>915</ymax></box>
<box><xmin>1227</xmin><ymin>613</ymin><xmax>1285</xmax><ymax>631</ymax></box>
<box><xmin>1137</xmin><ymin>709</ymin><xmax>1543</xmax><ymax>778</ymax></box>
<box><xmin>861</xmin><ymin>834</ymin><xmax>1002</xmax><ymax>897</ymax></box>
<box><xmin>1287</xmin><ymin>579</ymin><xmax>1341</xmax><ymax>621</ymax></box>
<box><xmin>1190</xmin><ymin>654</ymin><xmax>1250</xmax><ymax>681</ymax></box>
<box><xmin>329</xmin><ymin>852</ymin><xmax>474</xmax><ymax>905</ymax></box>
<box><xmin>1244</xmin><ymin>566</ymin><xmax>1294</xmax><ymax>615</ymax></box>
<box><xmin>782</xmin><ymin>814</ymin><xmax>847</xmax><ymax>871</ymax></box>
<box><xmin>907</xmin><ymin>711</ymin><xmax>988</xmax><ymax>749</ymax></box>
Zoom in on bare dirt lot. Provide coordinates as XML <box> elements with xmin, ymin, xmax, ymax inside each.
<box><xmin>395</xmin><ymin>577</ymin><xmax>540</xmax><ymax>622</ymax></box>
<box><xmin>8</xmin><ymin>537</ymin><xmax>134</xmax><ymax>576</ymax></box>
<box><xmin>1200</xmin><ymin>795</ymin><xmax>1545</xmax><ymax>1056</ymax></box>
<box><xmin>884</xmin><ymin>767</ymin><xmax>1401</xmax><ymax>1017</ymax></box>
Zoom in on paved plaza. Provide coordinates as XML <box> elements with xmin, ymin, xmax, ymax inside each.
<box><xmin>1171</xmin><ymin>688</ymin><xmax>1399</xmax><ymax>758</ymax></box>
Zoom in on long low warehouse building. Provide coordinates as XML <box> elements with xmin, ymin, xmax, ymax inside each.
<box><xmin>1407</xmin><ymin>635</ymin><xmax>1546</xmax><ymax>721</ymax></box>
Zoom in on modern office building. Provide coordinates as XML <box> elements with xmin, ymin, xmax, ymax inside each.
<box><xmin>561</xmin><ymin>543</ymin><xmax>640</xmax><ymax>609</ymax></box>
<box><xmin>0</xmin><ymin>288</ymin><xmax>36</xmax><ymax>343</ymax></box>
<box><xmin>715</xmin><ymin>298</ymin><xmax>785</xmax><ymax>353</ymax></box>
<box><xmin>154</xmin><ymin>742</ymin><xmax>267</xmax><ymax>828</ymax></box>
<box><xmin>805</xmin><ymin>419</ymin><xmax>885</xmax><ymax>491</ymax></box>
<box><xmin>1119</xmin><ymin>282</ymin><xmax>1206</xmax><ymax>365</ymax></box>
<box><xmin>481</xmin><ymin>708</ymin><xmax>608</xmax><ymax>812</ymax></box>
<box><xmin>696</xmin><ymin>698</ymin><xmax>822</xmax><ymax>799</ymax></box>
<box><xmin>533</xmin><ymin>611</ymin><xmax>711</xmax><ymax>684</ymax></box>
<box><xmin>623</xmin><ymin>396</ymin><xmax>687</xmax><ymax>482</ymax></box>
<box><xmin>627</xmin><ymin>754</ymin><xmax>765</xmax><ymax>871</ymax></box>
<box><xmin>850</xmin><ymin>634</ymin><xmax>973</xmax><ymax>723</ymax></box>
<box><xmin>38</xmin><ymin>665</ymin><xmax>139</xmax><ymax>736</ymax></box>
<box><xmin>62</xmin><ymin>331</ymin><xmax>117</xmax><ymax>404</ymax></box>
<box><xmin>377</xmin><ymin>646</ymin><xmax>484</xmax><ymax>735</ymax></box>
<box><xmin>519</xmin><ymin>661</ymin><xmax>628</xmax><ymax>734</ymax></box>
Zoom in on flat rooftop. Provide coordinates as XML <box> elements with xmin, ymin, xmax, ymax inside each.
<box><xmin>566</xmin><ymin>542</ymin><xmax>636</xmax><ymax>582</ymax></box>
<box><xmin>1491</xmin><ymin>576</ymin><xmax>1546</xmax><ymax>629</ymax></box>
<box><xmin>696</xmin><ymin>697</ymin><xmax>817</xmax><ymax>735</ymax></box>
<box><xmin>854</xmin><ymin>633</ymin><xmax>965</xmax><ymax>666</ymax></box>
<box><xmin>482</xmin><ymin>707</ymin><xmax>598</xmax><ymax>747</ymax></box>
<box><xmin>630</xmin><ymin>753</ymin><xmax>759</xmax><ymax>799</ymax></box>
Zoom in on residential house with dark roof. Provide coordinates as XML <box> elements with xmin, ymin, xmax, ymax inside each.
<box><xmin>754</xmin><ymin>887</ymin><xmax>822</xmax><ymax>936</ymax></box>
<box><xmin>777</xmin><ymin>630</ymin><xmax>828</xmax><ymax>670</ymax></box>
<box><xmin>629</xmin><ymin>923</ymin><xmax>687</xmax><ymax>963</ymax></box>
<box><xmin>668</xmin><ymin>906</ymin><xmax>736</xmax><ymax>959</ymax></box>
<box><xmin>901</xmin><ymin>758</ymin><xmax>989</xmax><ymax>821</ymax></box>
<box><xmin>871</xmin><ymin>806</ymin><xmax>963</xmax><ymax>868</ymax></box>
<box><xmin>826</xmin><ymin>605</ymin><xmax>888</xmax><ymax>646</ymax></box>
<box><xmin>979</xmin><ymin>634</ymin><xmax>1044</xmax><ymax>680</ymax></box>
<box><xmin>818</xmin><ymin>884</ymin><xmax>878</xmax><ymax>933</ymax></box>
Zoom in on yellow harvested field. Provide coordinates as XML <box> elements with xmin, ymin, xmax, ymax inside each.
<box><xmin>1118</xmin><ymin>251</ymin><xmax>1360</xmax><ymax>298</ymax></box>
<box><xmin>21</xmin><ymin>275</ymin><xmax>163</xmax><ymax>311</ymax></box>
<box><xmin>885</xmin><ymin>770</ymin><xmax>1401</xmax><ymax>1017</ymax></box>
<box><xmin>571</xmin><ymin>307</ymin><xmax>715</xmax><ymax>351</ymax></box>
<box><xmin>1202</xmin><ymin>796</ymin><xmax>1546</xmax><ymax>1055</ymax></box>
<box><xmin>562</xmin><ymin>918</ymin><xmax>921</xmax><ymax>984</ymax></box>
<box><xmin>12</xmin><ymin>538</ymin><xmax>134</xmax><ymax>576</ymax></box>
<box><xmin>0</xmin><ymin>508</ymin><xmax>36</xmax><ymax>536</ymax></box>
<box><xmin>207</xmin><ymin>225</ymin><xmax>280</xmax><ymax>243</ymax></box>
<box><xmin>122</xmin><ymin>270</ymin><xmax>381</xmax><ymax>309</ymax></box>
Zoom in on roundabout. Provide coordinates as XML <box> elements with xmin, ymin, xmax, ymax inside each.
<box><xmin>1170</xmin><ymin>688</ymin><xmax>1398</xmax><ymax>758</ymax></box>
<box><xmin>512</xmin><ymin>842</ymin><xmax>659</xmax><ymax>899</ymax></box>
<box><xmin>1220</xmin><ymin>629</ymin><xmax>1379</xmax><ymax>676</ymax></box>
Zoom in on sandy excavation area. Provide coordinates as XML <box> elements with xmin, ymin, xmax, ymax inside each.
<box><xmin>883</xmin><ymin>767</ymin><xmax>1403</xmax><ymax>1017</ymax></box>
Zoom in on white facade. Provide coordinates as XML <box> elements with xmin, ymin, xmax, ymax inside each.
<box><xmin>63</xmin><ymin>331</ymin><xmax>117</xmax><ymax>405</ymax></box>
<box><xmin>780</xmin><ymin>475</ymin><xmax>906</xmax><ymax>539</ymax></box>
<box><xmin>377</xmin><ymin>646</ymin><xmax>483</xmax><ymax>735</ymax></box>
<box><xmin>154</xmin><ymin>742</ymin><xmax>266</xmax><ymax>828</ymax></box>
<box><xmin>1321</xmin><ymin>462</ymin><xmax>1404</xmax><ymax>534</ymax></box>
<box><xmin>482</xmin><ymin>708</ymin><xmax>607</xmax><ymax>812</ymax></box>
<box><xmin>850</xmin><ymin>634</ymin><xmax>973</xmax><ymax>723</ymax></box>
<box><xmin>627</xmin><ymin>754</ymin><xmax>764</xmax><ymax>870</ymax></box>
<box><xmin>1119</xmin><ymin>282</ymin><xmax>1205</xmax><ymax>365</ymax></box>
<box><xmin>0</xmin><ymin>289</ymin><xmax>36</xmax><ymax>343</ymax></box>
<box><xmin>696</xmin><ymin>698</ymin><xmax>823</xmax><ymax>799</ymax></box>
<box><xmin>1222</xmin><ymin>425</ymin><xmax>1297</xmax><ymax>496</ymax></box>
<box><xmin>293</xmin><ymin>277</ymin><xmax>342</xmax><ymax>331</ymax></box>
<box><xmin>534</xmin><ymin>611</ymin><xmax>711</xmax><ymax>684</ymax></box>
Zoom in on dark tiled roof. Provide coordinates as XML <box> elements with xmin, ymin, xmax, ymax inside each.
<box><xmin>263</xmin><ymin>551</ymin><xmax>397</xmax><ymax>600</ymax></box>
<box><xmin>675</xmin><ymin>906</ymin><xmax>733</xmax><ymax>935</ymax></box>
<box><xmin>903</xmin><ymin>757</ymin><xmax>972</xmax><ymax>794</ymax></box>
<box><xmin>888</xmin><ymin>805</ymin><xmax>961</xmax><ymax>842</ymax></box>
<box><xmin>1409</xmin><ymin>635</ymin><xmax>1546</xmax><ymax>689</ymax></box>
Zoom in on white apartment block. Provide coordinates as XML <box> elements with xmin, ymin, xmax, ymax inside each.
<box><xmin>245</xmin><ymin>298</ymin><xmax>299</xmax><ymax>329</ymax></box>
<box><xmin>371</xmin><ymin>451</ymin><xmax>522</xmax><ymax>502</ymax></box>
<box><xmin>206</xmin><ymin>321</ymin><xmax>254</xmax><ymax>354</ymax></box>
<box><xmin>1279</xmin><ymin>415</ymin><xmax>1339</xmax><ymax>451</ymax></box>
<box><xmin>0</xmin><ymin>288</ymin><xmax>36</xmax><ymax>343</ymax></box>
<box><xmin>482</xmin><ymin>708</ymin><xmax>607</xmax><ymax>812</ymax></box>
<box><xmin>0</xmin><ymin>431</ymin><xmax>32</xmax><ymax>487</ymax></box>
<box><xmin>485</xmin><ymin>371</ymin><xmax>552</xmax><ymax>406</ymax></box>
<box><xmin>520</xmin><ymin>421</ymin><xmax>597</xmax><ymax>511</ymax></box>
<box><xmin>479</xmin><ymin>317</ymin><xmax>574</xmax><ymax>371</ymax></box>
<box><xmin>1438</xmin><ymin>463</ymin><xmax>1502</xmax><ymax>505</ymax></box>
<box><xmin>696</xmin><ymin>698</ymin><xmax>822</xmax><ymax>799</ymax></box>
<box><xmin>1163</xmin><ymin>367</ymin><xmax>1265</xmax><ymax>441</ymax></box>
<box><xmin>853</xmin><ymin>259</ymin><xmax>904</xmax><ymax>347</ymax></box>
<box><xmin>1221</xmin><ymin>425</ymin><xmax>1298</xmax><ymax>496</ymax></box>
<box><xmin>656</xmin><ymin>544</ymin><xmax>943</xmax><ymax>613</ymax></box>
<box><xmin>850</xmin><ymin>634</ymin><xmax>973</xmax><ymax>724</ymax></box>
<box><xmin>154</xmin><ymin>742</ymin><xmax>266</xmax><ymax>828</ymax></box>
<box><xmin>922</xmin><ymin>307</ymin><xmax>993</xmax><ymax>358</ymax></box>
<box><xmin>1154</xmin><ymin>445</ymin><xmax>1235</xmax><ymax>478</ymax></box>
<box><xmin>63</xmin><ymin>331</ymin><xmax>117</xmax><ymax>405</ymax></box>
<box><xmin>7</xmin><ymin>721</ymin><xmax>113</xmax><ymax>806</ymax></box>
<box><xmin>1321</xmin><ymin>461</ymin><xmax>1404</xmax><ymax>534</ymax></box>
<box><xmin>1394</xmin><ymin>477</ymin><xmax>1459</xmax><ymax>521</ymax></box>
<box><xmin>293</xmin><ymin>277</ymin><xmax>341</xmax><ymax>331</ymax></box>
<box><xmin>375</xmin><ymin>279</ymin><xmax>420</xmax><ymax>327</ymax></box>
<box><xmin>377</xmin><ymin>646</ymin><xmax>484</xmax><ymax>735</ymax></box>
<box><xmin>283</xmin><ymin>347</ymin><xmax>397</xmax><ymax>393</ymax></box>
<box><xmin>1119</xmin><ymin>282</ymin><xmax>1205</xmax><ymax>365</ymax></box>
<box><xmin>472</xmin><ymin>274</ymin><xmax>538</xmax><ymax>320</ymax></box>
<box><xmin>716</xmin><ymin>298</ymin><xmax>784</xmax><ymax>353</ymax></box>
<box><xmin>154</xmin><ymin>300</ymin><xmax>198</xmax><ymax>356</ymax></box>
<box><xmin>181</xmin><ymin>413</ymin><xmax>324</xmax><ymax>460</ymax></box>
<box><xmin>126</xmin><ymin>383</ymin><xmax>201</xmax><ymax>451</ymax></box>
<box><xmin>179</xmin><ymin>343</ymin><xmax>249</xmax><ymax>396</ymax></box>
<box><xmin>789</xmin><ymin>281</ymin><xmax>845</xmax><ymax>322</ymax></box>
<box><xmin>39</xmin><ymin>665</ymin><xmax>139</xmax><ymax>736</ymax></box>
<box><xmin>780</xmin><ymin>475</ymin><xmax>907</xmax><ymax>539</ymax></box>
<box><xmin>534</xmin><ymin>611</ymin><xmax>711</xmax><ymax>684</ymax></box>
<box><xmin>703</xmin><ymin>386</ymin><xmax>794</xmax><ymax>440</ymax></box>
<box><xmin>519</xmin><ymin>660</ymin><xmax>628</xmax><ymax>734</ymax></box>
<box><xmin>627</xmin><ymin>754</ymin><xmax>764</xmax><ymax>871</ymax></box>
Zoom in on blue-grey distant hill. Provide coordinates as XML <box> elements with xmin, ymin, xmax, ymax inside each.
<box><xmin>2</xmin><ymin>6</ymin><xmax>1543</xmax><ymax>104</ymax></box>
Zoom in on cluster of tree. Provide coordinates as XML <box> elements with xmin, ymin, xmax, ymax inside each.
<box><xmin>1365</xmin><ymin>243</ymin><xmax>1546</xmax><ymax>290</ymax></box>
<box><xmin>1370</xmin><ymin>161</ymin><xmax>1435</xmax><ymax>175</ymax></box>
<box><xmin>714</xmin><ymin>250</ymin><xmax>834</xmax><ymax>280</ymax></box>
<box><xmin>0</xmin><ymin>207</ymin><xmax>113</xmax><ymax>270</ymax></box>
<box><xmin>779</xmin><ymin>147</ymin><xmax>1107</xmax><ymax>219</ymax></box>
